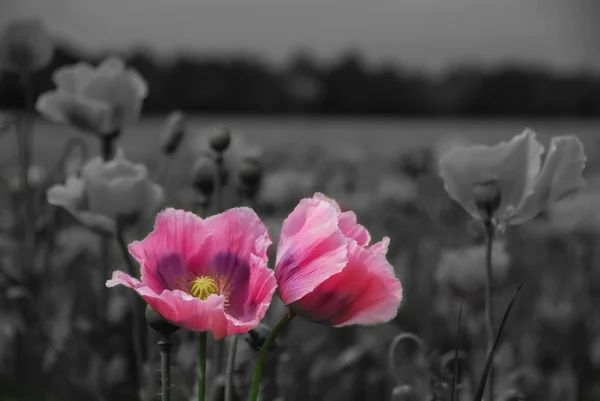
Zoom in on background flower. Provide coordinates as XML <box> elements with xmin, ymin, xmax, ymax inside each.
<box><xmin>439</xmin><ymin>129</ymin><xmax>586</xmax><ymax>226</ymax></box>
<box><xmin>47</xmin><ymin>148</ymin><xmax>163</xmax><ymax>232</ymax></box>
<box><xmin>36</xmin><ymin>57</ymin><xmax>148</xmax><ymax>135</ymax></box>
<box><xmin>0</xmin><ymin>19</ymin><xmax>54</xmax><ymax>73</ymax></box>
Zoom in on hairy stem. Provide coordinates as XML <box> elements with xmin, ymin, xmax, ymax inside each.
<box><xmin>225</xmin><ymin>335</ymin><xmax>239</xmax><ymax>401</ymax></box>
<box><xmin>484</xmin><ymin>220</ymin><xmax>495</xmax><ymax>401</ymax></box>
<box><xmin>198</xmin><ymin>331</ymin><xmax>208</xmax><ymax>401</ymax></box>
<box><xmin>17</xmin><ymin>73</ymin><xmax>35</xmax><ymax>273</ymax></box>
<box><xmin>116</xmin><ymin>228</ymin><xmax>145</xmax><ymax>398</ymax></box>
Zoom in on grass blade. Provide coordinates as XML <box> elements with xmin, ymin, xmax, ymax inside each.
<box><xmin>471</xmin><ymin>285</ymin><xmax>522</xmax><ymax>401</ymax></box>
<box><xmin>451</xmin><ymin>303</ymin><xmax>464</xmax><ymax>401</ymax></box>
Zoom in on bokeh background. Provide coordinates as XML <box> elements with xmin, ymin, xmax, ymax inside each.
<box><xmin>1</xmin><ymin>1</ymin><xmax>600</xmax><ymax>400</ymax></box>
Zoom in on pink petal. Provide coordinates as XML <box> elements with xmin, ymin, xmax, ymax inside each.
<box><xmin>292</xmin><ymin>240</ymin><xmax>402</xmax><ymax>326</ymax></box>
<box><xmin>312</xmin><ymin>192</ymin><xmax>342</xmax><ymax>213</ymax></box>
<box><xmin>208</xmin><ymin>253</ymin><xmax>277</xmax><ymax>339</ymax></box>
<box><xmin>510</xmin><ymin>135</ymin><xmax>587</xmax><ymax>225</ymax></box>
<box><xmin>338</xmin><ymin>210</ymin><xmax>370</xmax><ymax>247</ymax></box>
<box><xmin>369</xmin><ymin>237</ymin><xmax>391</xmax><ymax>257</ymax></box>
<box><xmin>107</xmin><ymin>268</ymin><xmax>275</xmax><ymax>339</ymax></box>
<box><xmin>106</xmin><ymin>270</ymin><xmax>227</xmax><ymax>333</ymax></box>
<box><xmin>129</xmin><ymin>208</ymin><xmax>211</xmax><ymax>293</ymax></box>
<box><xmin>203</xmin><ymin>207</ymin><xmax>271</xmax><ymax>265</ymax></box>
<box><xmin>275</xmin><ymin>196</ymin><xmax>349</xmax><ymax>304</ymax></box>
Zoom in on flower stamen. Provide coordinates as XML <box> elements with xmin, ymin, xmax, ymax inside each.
<box><xmin>190</xmin><ymin>276</ymin><xmax>218</xmax><ymax>300</ymax></box>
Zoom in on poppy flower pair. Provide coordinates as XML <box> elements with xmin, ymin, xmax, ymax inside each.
<box><xmin>106</xmin><ymin>193</ymin><xmax>403</xmax><ymax>339</ymax></box>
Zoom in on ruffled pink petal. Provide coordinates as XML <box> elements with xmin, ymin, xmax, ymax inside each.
<box><xmin>203</xmin><ymin>207</ymin><xmax>271</xmax><ymax>266</ymax></box>
<box><xmin>338</xmin><ymin>210</ymin><xmax>370</xmax><ymax>247</ymax></box>
<box><xmin>312</xmin><ymin>192</ymin><xmax>342</xmax><ymax>213</ymax></box>
<box><xmin>106</xmin><ymin>270</ymin><xmax>227</xmax><ymax>333</ymax></box>
<box><xmin>292</xmin><ymin>240</ymin><xmax>402</xmax><ymax>326</ymax></box>
<box><xmin>275</xmin><ymin>196</ymin><xmax>349</xmax><ymax>304</ymax></box>
<box><xmin>510</xmin><ymin>135</ymin><xmax>586</xmax><ymax>225</ymax></box>
<box><xmin>107</xmin><ymin>269</ymin><xmax>275</xmax><ymax>339</ymax></box>
<box><xmin>369</xmin><ymin>237</ymin><xmax>390</xmax><ymax>257</ymax></box>
<box><xmin>129</xmin><ymin>208</ymin><xmax>211</xmax><ymax>292</ymax></box>
<box><xmin>208</xmin><ymin>253</ymin><xmax>277</xmax><ymax>339</ymax></box>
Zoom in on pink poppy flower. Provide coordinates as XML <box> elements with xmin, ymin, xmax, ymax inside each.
<box><xmin>106</xmin><ymin>207</ymin><xmax>277</xmax><ymax>339</ymax></box>
<box><xmin>275</xmin><ymin>193</ymin><xmax>402</xmax><ymax>326</ymax></box>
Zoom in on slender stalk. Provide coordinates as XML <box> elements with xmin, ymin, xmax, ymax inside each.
<box><xmin>483</xmin><ymin>220</ymin><xmax>495</xmax><ymax>401</ymax></box>
<box><xmin>225</xmin><ymin>335</ymin><xmax>239</xmax><ymax>401</ymax></box>
<box><xmin>198</xmin><ymin>331</ymin><xmax>208</xmax><ymax>401</ymax></box>
<box><xmin>158</xmin><ymin>335</ymin><xmax>173</xmax><ymax>401</ymax></box>
<box><xmin>248</xmin><ymin>310</ymin><xmax>296</xmax><ymax>401</ymax></box>
<box><xmin>17</xmin><ymin>73</ymin><xmax>35</xmax><ymax>272</ymax></box>
<box><xmin>99</xmin><ymin>134</ymin><xmax>116</xmax><ymax>319</ymax></box>
<box><xmin>214</xmin><ymin>155</ymin><xmax>224</xmax><ymax>214</ymax></box>
<box><xmin>116</xmin><ymin>228</ymin><xmax>145</xmax><ymax>397</ymax></box>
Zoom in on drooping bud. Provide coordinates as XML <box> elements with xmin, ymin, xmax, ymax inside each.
<box><xmin>160</xmin><ymin>110</ymin><xmax>186</xmax><ymax>156</ymax></box>
<box><xmin>209</xmin><ymin>125</ymin><xmax>231</xmax><ymax>154</ymax></box>
<box><xmin>473</xmin><ymin>180</ymin><xmax>502</xmax><ymax>221</ymax></box>
<box><xmin>0</xmin><ymin>19</ymin><xmax>54</xmax><ymax>74</ymax></box>
<box><xmin>191</xmin><ymin>155</ymin><xmax>217</xmax><ymax>197</ymax></box>
<box><xmin>145</xmin><ymin>305</ymin><xmax>180</xmax><ymax>335</ymax></box>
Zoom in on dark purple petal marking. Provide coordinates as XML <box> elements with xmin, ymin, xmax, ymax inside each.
<box><xmin>293</xmin><ymin>290</ymin><xmax>352</xmax><ymax>325</ymax></box>
<box><xmin>209</xmin><ymin>252</ymin><xmax>250</xmax><ymax>318</ymax></box>
<box><xmin>155</xmin><ymin>252</ymin><xmax>187</xmax><ymax>290</ymax></box>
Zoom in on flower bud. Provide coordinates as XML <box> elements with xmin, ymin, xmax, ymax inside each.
<box><xmin>209</xmin><ymin>125</ymin><xmax>231</xmax><ymax>153</ymax></box>
<box><xmin>238</xmin><ymin>160</ymin><xmax>263</xmax><ymax>198</ymax></box>
<box><xmin>0</xmin><ymin>19</ymin><xmax>54</xmax><ymax>73</ymax></box>
<box><xmin>160</xmin><ymin>111</ymin><xmax>186</xmax><ymax>156</ymax></box>
<box><xmin>191</xmin><ymin>156</ymin><xmax>217</xmax><ymax>197</ymax></box>
<box><xmin>473</xmin><ymin>180</ymin><xmax>502</xmax><ymax>221</ymax></box>
<box><xmin>245</xmin><ymin>323</ymin><xmax>277</xmax><ymax>352</ymax></box>
<box><xmin>145</xmin><ymin>305</ymin><xmax>180</xmax><ymax>335</ymax></box>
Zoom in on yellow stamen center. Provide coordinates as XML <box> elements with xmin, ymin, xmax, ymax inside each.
<box><xmin>189</xmin><ymin>276</ymin><xmax>218</xmax><ymax>300</ymax></box>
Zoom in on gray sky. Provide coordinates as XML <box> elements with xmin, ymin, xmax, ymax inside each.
<box><xmin>3</xmin><ymin>0</ymin><xmax>599</xmax><ymax>72</ymax></box>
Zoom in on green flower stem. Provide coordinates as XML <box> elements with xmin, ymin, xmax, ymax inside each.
<box><xmin>116</xmin><ymin>228</ymin><xmax>145</xmax><ymax>397</ymax></box>
<box><xmin>248</xmin><ymin>310</ymin><xmax>296</xmax><ymax>401</ymax></box>
<box><xmin>225</xmin><ymin>335</ymin><xmax>239</xmax><ymax>401</ymax></box>
<box><xmin>483</xmin><ymin>220</ymin><xmax>495</xmax><ymax>401</ymax></box>
<box><xmin>198</xmin><ymin>331</ymin><xmax>208</xmax><ymax>401</ymax></box>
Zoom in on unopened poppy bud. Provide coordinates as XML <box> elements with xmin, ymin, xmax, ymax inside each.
<box><xmin>209</xmin><ymin>125</ymin><xmax>231</xmax><ymax>153</ymax></box>
<box><xmin>145</xmin><ymin>305</ymin><xmax>180</xmax><ymax>335</ymax></box>
<box><xmin>391</xmin><ymin>385</ymin><xmax>420</xmax><ymax>401</ymax></box>
<box><xmin>160</xmin><ymin>111</ymin><xmax>186</xmax><ymax>156</ymax></box>
<box><xmin>473</xmin><ymin>180</ymin><xmax>502</xmax><ymax>221</ymax></box>
<box><xmin>191</xmin><ymin>156</ymin><xmax>216</xmax><ymax>197</ymax></box>
<box><xmin>238</xmin><ymin>160</ymin><xmax>263</xmax><ymax>198</ymax></box>
<box><xmin>245</xmin><ymin>323</ymin><xmax>277</xmax><ymax>352</ymax></box>
<box><xmin>0</xmin><ymin>19</ymin><xmax>54</xmax><ymax>74</ymax></box>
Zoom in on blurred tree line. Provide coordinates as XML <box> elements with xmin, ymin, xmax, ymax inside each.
<box><xmin>2</xmin><ymin>41</ymin><xmax>600</xmax><ymax>117</ymax></box>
